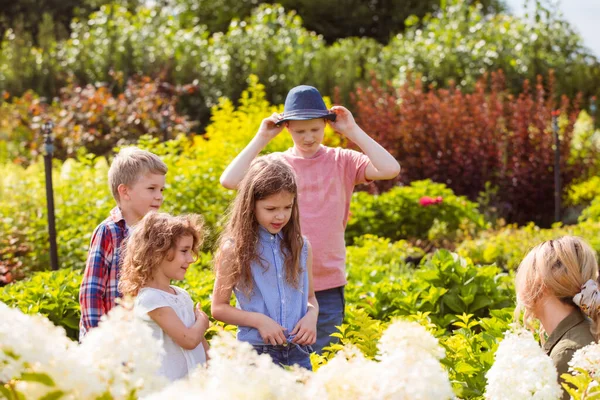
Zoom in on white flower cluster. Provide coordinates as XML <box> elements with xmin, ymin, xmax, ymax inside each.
<box><xmin>2</xmin><ymin>303</ymin><xmax>453</xmax><ymax>400</ymax></box>
<box><xmin>149</xmin><ymin>320</ymin><xmax>453</xmax><ymax>400</ymax></box>
<box><xmin>0</xmin><ymin>300</ymin><xmax>165</xmax><ymax>399</ymax></box>
<box><xmin>308</xmin><ymin>321</ymin><xmax>453</xmax><ymax>400</ymax></box>
<box><xmin>485</xmin><ymin>329</ymin><xmax>562</xmax><ymax>400</ymax></box>
<box><xmin>568</xmin><ymin>341</ymin><xmax>600</xmax><ymax>379</ymax></box>
<box><xmin>145</xmin><ymin>332</ymin><xmax>305</xmax><ymax>400</ymax></box>
<box><xmin>78</xmin><ymin>301</ymin><xmax>168</xmax><ymax>398</ymax></box>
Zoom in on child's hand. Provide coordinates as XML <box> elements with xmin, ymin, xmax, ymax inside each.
<box><xmin>290</xmin><ymin>311</ymin><xmax>317</xmax><ymax>345</ymax></box>
<box><xmin>257</xmin><ymin>314</ymin><xmax>288</xmax><ymax>345</ymax></box>
<box><xmin>195</xmin><ymin>302</ymin><xmax>210</xmax><ymax>331</ymax></box>
<box><xmin>257</xmin><ymin>113</ymin><xmax>285</xmax><ymax>141</ymax></box>
<box><xmin>327</xmin><ymin>106</ymin><xmax>360</xmax><ymax>140</ymax></box>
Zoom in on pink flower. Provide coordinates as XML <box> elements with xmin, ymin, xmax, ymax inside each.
<box><xmin>419</xmin><ymin>196</ymin><xmax>443</xmax><ymax>207</ymax></box>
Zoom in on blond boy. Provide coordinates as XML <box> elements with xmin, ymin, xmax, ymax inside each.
<box><xmin>79</xmin><ymin>147</ymin><xmax>167</xmax><ymax>340</ymax></box>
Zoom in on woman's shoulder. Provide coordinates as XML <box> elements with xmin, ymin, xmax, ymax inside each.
<box><xmin>560</xmin><ymin>318</ymin><xmax>596</xmax><ymax>349</ymax></box>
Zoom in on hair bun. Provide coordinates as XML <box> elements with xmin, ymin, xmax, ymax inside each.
<box><xmin>573</xmin><ymin>279</ymin><xmax>600</xmax><ymax>318</ymax></box>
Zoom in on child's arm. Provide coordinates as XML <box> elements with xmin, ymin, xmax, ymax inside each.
<box><xmin>220</xmin><ymin>113</ymin><xmax>284</xmax><ymax>189</ymax></box>
<box><xmin>211</xmin><ymin>242</ymin><xmax>288</xmax><ymax>345</ymax></box>
<box><xmin>328</xmin><ymin>106</ymin><xmax>401</xmax><ymax>181</ymax></box>
<box><xmin>291</xmin><ymin>240</ymin><xmax>318</xmax><ymax>345</ymax></box>
<box><xmin>79</xmin><ymin>225</ymin><xmax>113</xmax><ymax>337</ymax></box>
<box><xmin>201</xmin><ymin>338</ymin><xmax>210</xmax><ymax>361</ymax></box>
<box><xmin>147</xmin><ymin>304</ymin><xmax>209</xmax><ymax>351</ymax></box>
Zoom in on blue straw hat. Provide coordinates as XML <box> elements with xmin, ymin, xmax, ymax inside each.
<box><xmin>276</xmin><ymin>85</ymin><xmax>337</xmax><ymax>126</ymax></box>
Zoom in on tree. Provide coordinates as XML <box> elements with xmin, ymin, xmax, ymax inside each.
<box><xmin>161</xmin><ymin>0</ymin><xmax>506</xmax><ymax>43</ymax></box>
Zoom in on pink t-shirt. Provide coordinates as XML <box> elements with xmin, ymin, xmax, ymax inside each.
<box><xmin>277</xmin><ymin>145</ymin><xmax>370</xmax><ymax>291</ymax></box>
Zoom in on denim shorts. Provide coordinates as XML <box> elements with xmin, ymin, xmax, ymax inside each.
<box><xmin>253</xmin><ymin>343</ymin><xmax>314</xmax><ymax>370</ymax></box>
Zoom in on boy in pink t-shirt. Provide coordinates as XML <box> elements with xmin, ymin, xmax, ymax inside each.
<box><xmin>220</xmin><ymin>85</ymin><xmax>400</xmax><ymax>353</ymax></box>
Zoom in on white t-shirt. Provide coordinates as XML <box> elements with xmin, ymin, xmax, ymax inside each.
<box><xmin>135</xmin><ymin>285</ymin><xmax>206</xmax><ymax>381</ymax></box>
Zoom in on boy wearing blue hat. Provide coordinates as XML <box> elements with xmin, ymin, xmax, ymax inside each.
<box><xmin>220</xmin><ymin>85</ymin><xmax>400</xmax><ymax>354</ymax></box>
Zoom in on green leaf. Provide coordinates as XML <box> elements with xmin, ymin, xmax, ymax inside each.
<box><xmin>40</xmin><ymin>391</ymin><xmax>66</xmax><ymax>400</ymax></box>
<box><xmin>20</xmin><ymin>372</ymin><xmax>55</xmax><ymax>387</ymax></box>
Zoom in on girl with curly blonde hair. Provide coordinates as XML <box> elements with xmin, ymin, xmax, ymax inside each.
<box><xmin>119</xmin><ymin>212</ymin><xmax>209</xmax><ymax>381</ymax></box>
<box><xmin>211</xmin><ymin>156</ymin><xmax>318</xmax><ymax>370</ymax></box>
<box><xmin>515</xmin><ymin>235</ymin><xmax>600</xmax><ymax>399</ymax></box>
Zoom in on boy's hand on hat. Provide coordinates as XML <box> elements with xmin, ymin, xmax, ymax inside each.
<box><xmin>257</xmin><ymin>113</ymin><xmax>285</xmax><ymax>141</ymax></box>
<box><xmin>328</xmin><ymin>106</ymin><xmax>359</xmax><ymax>140</ymax></box>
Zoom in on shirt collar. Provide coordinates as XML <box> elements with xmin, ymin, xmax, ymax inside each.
<box><xmin>258</xmin><ymin>225</ymin><xmax>284</xmax><ymax>242</ymax></box>
<box><xmin>109</xmin><ymin>207</ymin><xmax>127</xmax><ymax>228</ymax></box>
<box><xmin>543</xmin><ymin>308</ymin><xmax>587</xmax><ymax>354</ymax></box>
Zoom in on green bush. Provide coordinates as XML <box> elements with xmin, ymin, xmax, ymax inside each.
<box><xmin>3</xmin><ymin>1</ymin><xmax>598</xmax><ymax>129</ymax></box>
<box><xmin>0</xmin><ymin>268</ymin><xmax>82</xmax><ymax>340</ymax></box>
<box><xmin>457</xmin><ymin>221</ymin><xmax>600</xmax><ymax>270</ymax></box>
<box><xmin>440</xmin><ymin>309</ymin><xmax>512</xmax><ymax>399</ymax></box>
<box><xmin>374</xmin><ymin>0</ymin><xmax>600</xmax><ymax>102</ymax></box>
<box><xmin>346</xmin><ymin>242</ymin><xmax>513</xmax><ymax>330</ymax></box>
<box><xmin>346</xmin><ymin>180</ymin><xmax>487</xmax><ymax>245</ymax></box>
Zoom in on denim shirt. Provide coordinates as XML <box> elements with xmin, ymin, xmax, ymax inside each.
<box><xmin>234</xmin><ymin>227</ymin><xmax>309</xmax><ymax>345</ymax></box>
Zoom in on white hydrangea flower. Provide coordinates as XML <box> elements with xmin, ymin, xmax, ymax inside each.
<box><xmin>0</xmin><ymin>302</ymin><xmax>103</xmax><ymax>399</ymax></box>
<box><xmin>306</xmin><ymin>344</ymin><xmax>379</xmax><ymax>399</ymax></box>
<box><xmin>568</xmin><ymin>342</ymin><xmax>600</xmax><ymax>378</ymax></box>
<box><xmin>307</xmin><ymin>321</ymin><xmax>453</xmax><ymax>400</ymax></box>
<box><xmin>485</xmin><ymin>329</ymin><xmax>562</xmax><ymax>400</ymax></box>
<box><xmin>77</xmin><ymin>300</ymin><xmax>168</xmax><ymax>399</ymax></box>
<box><xmin>377</xmin><ymin>320</ymin><xmax>445</xmax><ymax>360</ymax></box>
<box><xmin>144</xmin><ymin>331</ymin><xmax>305</xmax><ymax>400</ymax></box>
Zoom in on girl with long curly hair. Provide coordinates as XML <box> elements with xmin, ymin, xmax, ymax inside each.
<box><xmin>119</xmin><ymin>212</ymin><xmax>209</xmax><ymax>381</ymax></box>
<box><xmin>211</xmin><ymin>156</ymin><xmax>318</xmax><ymax>370</ymax></box>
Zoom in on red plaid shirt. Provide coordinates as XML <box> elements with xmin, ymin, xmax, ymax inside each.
<box><xmin>79</xmin><ymin>207</ymin><xmax>129</xmax><ymax>340</ymax></box>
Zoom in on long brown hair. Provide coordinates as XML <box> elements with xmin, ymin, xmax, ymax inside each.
<box><xmin>216</xmin><ymin>156</ymin><xmax>303</xmax><ymax>295</ymax></box>
<box><xmin>119</xmin><ymin>212</ymin><xmax>205</xmax><ymax>296</ymax></box>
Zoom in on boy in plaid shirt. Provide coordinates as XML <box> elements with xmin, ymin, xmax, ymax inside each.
<box><xmin>78</xmin><ymin>147</ymin><xmax>168</xmax><ymax>340</ymax></box>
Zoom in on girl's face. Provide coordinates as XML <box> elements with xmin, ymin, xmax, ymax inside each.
<box><xmin>254</xmin><ymin>191</ymin><xmax>295</xmax><ymax>234</ymax></box>
<box><xmin>158</xmin><ymin>235</ymin><xmax>195</xmax><ymax>281</ymax></box>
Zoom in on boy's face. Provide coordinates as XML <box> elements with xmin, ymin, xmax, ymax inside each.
<box><xmin>286</xmin><ymin>119</ymin><xmax>326</xmax><ymax>158</ymax></box>
<box><xmin>119</xmin><ymin>172</ymin><xmax>165</xmax><ymax>223</ymax></box>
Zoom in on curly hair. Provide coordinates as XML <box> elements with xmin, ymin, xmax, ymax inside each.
<box><xmin>216</xmin><ymin>156</ymin><xmax>303</xmax><ymax>296</ymax></box>
<box><xmin>119</xmin><ymin>212</ymin><xmax>205</xmax><ymax>296</ymax></box>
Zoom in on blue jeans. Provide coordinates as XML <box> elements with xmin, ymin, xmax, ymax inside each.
<box><xmin>253</xmin><ymin>343</ymin><xmax>313</xmax><ymax>370</ymax></box>
<box><xmin>314</xmin><ymin>286</ymin><xmax>345</xmax><ymax>354</ymax></box>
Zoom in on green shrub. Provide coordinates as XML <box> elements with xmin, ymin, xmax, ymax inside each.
<box><xmin>346</xmin><ymin>243</ymin><xmax>513</xmax><ymax>330</ymax></box>
<box><xmin>346</xmin><ymin>180</ymin><xmax>487</xmax><ymax>245</ymax></box>
<box><xmin>440</xmin><ymin>309</ymin><xmax>513</xmax><ymax>399</ymax></box>
<box><xmin>457</xmin><ymin>221</ymin><xmax>600</xmax><ymax>270</ymax></box>
<box><xmin>0</xmin><ymin>268</ymin><xmax>82</xmax><ymax>340</ymax></box>
<box><xmin>0</xmin><ymin>254</ymin><xmax>216</xmax><ymax>341</ymax></box>
<box><xmin>374</xmin><ymin>0</ymin><xmax>600</xmax><ymax>102</ymax></box>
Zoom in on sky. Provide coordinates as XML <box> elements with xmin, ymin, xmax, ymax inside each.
<box><xmin>504</xmin><ymin>0</ymin><xmax>600</xmax><ymax>57</ymax></box>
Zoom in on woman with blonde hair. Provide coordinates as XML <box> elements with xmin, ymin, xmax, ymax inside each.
<box><xmin>515</xmin><ymin>236</ymin><xmax>600</xmax><ymax>398</ymax></box>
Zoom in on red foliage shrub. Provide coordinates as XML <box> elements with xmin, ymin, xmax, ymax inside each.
<box><xmin>351</xmin><ymin>71</ymin><xmax>590</xmax><ymax>225</ymax></box>
<box><xmin>1</xmin><ymin>76</ymin><xmax>199</xmax><ymax>163</ymax></box>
